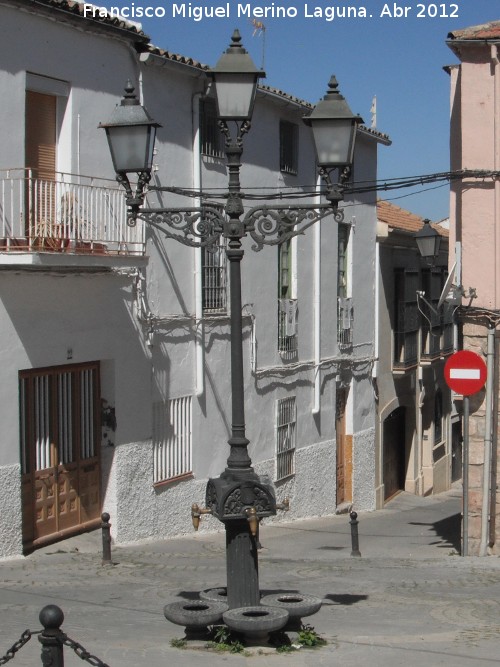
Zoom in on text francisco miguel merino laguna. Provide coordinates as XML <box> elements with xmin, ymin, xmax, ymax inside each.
<box><xmin>83</xmin><ymin>3</ymin><xmax>402</xmax><ymax>23</ymax></box>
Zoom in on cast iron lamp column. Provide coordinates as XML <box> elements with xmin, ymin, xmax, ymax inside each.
<box><xmin>204</xmin><ymin>30</ymin><xmax>275</xmax><ymax>610</ymax></box>
<box><xmin>99</xmin><ymin>30</ymin><xmax>362</xmax><ymax>611</ymax></box>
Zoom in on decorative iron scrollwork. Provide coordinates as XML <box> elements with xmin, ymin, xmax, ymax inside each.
<box><xmin>137</xmin><ymin>205</ymin><xmax>226</xmax><ymax>251</ymax></box>
<box><xmin>244</xmin><ymin>204</ymin><xmax>344</xmax><ymax>252</ymax></box>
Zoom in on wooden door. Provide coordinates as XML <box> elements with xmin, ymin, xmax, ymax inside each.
<box><xmin>383</xmin><ymin>407</ymin><xmax>406</xmax><ymax>501</ymax></box>
<box><xmin>20</xmin><ymin>363</ymin><xmax>101</xmax><ymax>551</ymax></box>
<box><xmin>336</xmin><ymin>389</ymin><xmax>348</xmax><ymax>506</ymax></box>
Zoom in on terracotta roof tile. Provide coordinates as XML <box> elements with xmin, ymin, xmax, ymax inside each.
<box><xmin>448</xmin><ymin>20</ymin><xmax>500</xmax><ymax>41</ymax></box>
<box><xmin>377</xmin><ymin>200</ymin><xmax>448</xmax><ymax>236</ymax></box>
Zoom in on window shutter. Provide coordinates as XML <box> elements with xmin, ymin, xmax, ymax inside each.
<box><xmin>26</xmin><ymin>91</ymin><xmax>56</xmax><ymax>181</ymax></box>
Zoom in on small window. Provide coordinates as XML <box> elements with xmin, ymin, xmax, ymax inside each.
<box><xmin>337</xmin><ymin>223</ymin><xmax>352</xmax><ymax>347</ymax></box>
<box><xmin>279</xmin><ymin>121</ymin><xmax>298</xmax><ymax>175</ymax></box>
<box><xmin>202</xmin><ymin>236</ymin><xmax>227</xmax><ymax>314</ymax></box>
<box><xmin>276</xmin><ymin>396</ymin><xmax>296</xmax><ymax>481</ymax></box>
<box><xmin>153</xmin><ymin>396</ymin><xmax>192</xmax><ymax>484</ymax></box>
<box><xmin>277</xmin><ymin>239</ymin><xmax>297</xmax><ymax>353</ymax></box>
<box><xmin>200</xmin><ymin>97</ymin><xmax>224</xmax><ymax>159</ymax></box>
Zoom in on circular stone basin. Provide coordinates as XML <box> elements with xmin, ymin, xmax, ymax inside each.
<box><xmin>260</xmin><ymin>593</ymin><xmax>322</xmax><ymax>624</ymax></box>
<box><xmin>199</xmin><ymin>587</ymin><xmax>227</xmax><ymax>603</ymax></box>
<box><xmin>223</xmin><ymin>606</ymin><xmax>288</xmax><ymax>643</ymax></box>
<box><xmin>164</xmin><ymin>600</ymin><xmax>228</xmax><ymax>639</ymax></box>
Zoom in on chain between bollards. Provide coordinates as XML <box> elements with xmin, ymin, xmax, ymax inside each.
<box><xmin>349</xmin><ymin>510</ymin><xmax>361</xmax><ymax>557</ymax></box>
<box><xmin>1</xmin><ymin>606</ymin><xmax>110</xmax><ymax>666</ymax></box>
<box><xmin>101</xmin><ymin>512</ymin><xmax>112</xmax><ymax>565</ymax></box>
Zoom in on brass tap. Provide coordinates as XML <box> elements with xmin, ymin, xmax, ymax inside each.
<box><xmin>191</xmin><ymin>503</ymin><xmax>212</xmax><ymax>531</ymax></box>
<box><xmin>276</xmin><ymin>497</ymin><xmax>290</xmax><ymax>512</ymax></box>
<box><xmin>246</xmin><ymin>506</ymin><xmax>259</xmax><ymax>536</ymax></box>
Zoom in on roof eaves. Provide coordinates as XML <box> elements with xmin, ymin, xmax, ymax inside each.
<box><xmin>358</xmin><ymin>125</ymin><xmax>392</xmax><ymax>145</ymax></box>
<box><xmin>11</xmin><ymin>0</ymin><xmax>150</xmax><ymax>43</ymax></box>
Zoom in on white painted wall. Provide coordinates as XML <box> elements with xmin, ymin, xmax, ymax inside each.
<box><xmin>0</xmin><ymin>1</ymin><xmax>381</xmax><ymax>557</ymax></box>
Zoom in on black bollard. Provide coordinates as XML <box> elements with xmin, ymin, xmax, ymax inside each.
<box><xmin>38</xmin><ymin>605</ymin><xmax>65</xmax><ymax>666</ymax></box>
<box><xmin>349</xmin><ymin>511</ymin><xmax>361</xmax><ymax>557</ymax></box>
<box><xmin>101</xmin><ymin>512</ymin><xmax>112</xmax><ymax>565</ymax></box>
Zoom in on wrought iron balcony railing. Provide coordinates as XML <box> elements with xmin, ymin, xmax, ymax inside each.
<box><xmin>0</xmin><ymin>169</ymin><xmax>144</xmax><ymax>256</ymax></box>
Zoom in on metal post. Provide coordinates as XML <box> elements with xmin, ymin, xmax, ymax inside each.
<box><xmin>101</xmin><ymin>512</ymin><xmax>112</xmax><ymax>565</ymax></box>
<box><xmin>462</xmin><ymin>396</ymin><xmax>469</xmax><ymax>557</ymax></box>
<box><xmin>349</xmin><ymin>511</ymin><xmax>361</xmax><ymax>557</ymax></box>
<box><xmin>38</xmin><ymin>605</ymin><xmax>65</xmax><ymax>667</ymax></box>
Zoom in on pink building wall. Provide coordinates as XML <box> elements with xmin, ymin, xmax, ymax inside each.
<box><xmin>448</xmin><ymin>21</ymin><xmax>500</xmax><ymax>556</ymax></box>
<box><xmin>449</xmin><ymin>38</ymin><xmax>500</xmax><ymax>310</ymax></box>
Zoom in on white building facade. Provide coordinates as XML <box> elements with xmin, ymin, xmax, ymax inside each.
<box><xmin>0</xmin><ymin>0</ymin><xmax>387</xmax><ymax>558</ymax></box>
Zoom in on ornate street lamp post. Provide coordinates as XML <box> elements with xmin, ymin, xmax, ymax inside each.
<box><xmin>100</xmin><ymin>30</ymin><xmax>362</xmax><ymax>612</ymax></box>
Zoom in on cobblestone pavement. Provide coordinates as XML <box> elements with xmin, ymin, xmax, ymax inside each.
<box><xmin>2</xmin><ymin>487</ymin><xmax>500</xmax><ymax>666</ymax></box>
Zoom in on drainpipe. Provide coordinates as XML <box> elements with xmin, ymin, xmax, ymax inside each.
<box><xmin>492</xmin><ymin>45</ymin><xmax>500</xmax><ymax>308</ymax></box>
<box><xmin>479</xmin><ymin>325</ymin><xmax>495</xmax><ymax>555</ymax></box>
<box><xmin>479</xmin><ymin>44</ymin><xmax>500</xmax><ymax>555</ymax></box>
<box><xmin>373</xmin><ymin>240</ymin><xmax>380</xmax><ymax>378</ymax></box>
<box><xmin>193</xmin><ymin>91</ymin><xmax>204</xmax><ymax>397</ymax></box>
<box><xmin>312</xmin><ymin>176</ymin><xmax>321</xmax><ymax>414</ymax></box>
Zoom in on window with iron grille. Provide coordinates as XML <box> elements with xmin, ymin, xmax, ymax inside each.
<box><xmin>276</xmin><ymin>396</ymin><xmax>296</xmax><ymax>481</ymax></box>
<box><xmin>278</xmin><ymin>238</ymin><xmax>297</xmax><ymax>353</ymax></box>
<box><xmin>337</xmin><ymin>223</ymin><xmax>352</xmax><ymax>347</ymax></box>
<box><xmin>153</xmin><ymin>395</ymin><xmax>192</xmax><ymax>484</ymax></box>
<box><xmin>200</xmin><ymin>97</ymin><xmax>224</xmax><ymax>159</ymax></box>
<box><xmin>279</xmin><ymin>120</ymin><xmax>298</xmax><ymax>175</ymax></box>
<box><xmin>202</xmin><ymin>235</ymin><xmax>227</xmax><ymax>314</ymax></box>
<box><xmin>393</xmin><ymin>269</ymin><xmax>419</xmax><ymax>368</ymax></box>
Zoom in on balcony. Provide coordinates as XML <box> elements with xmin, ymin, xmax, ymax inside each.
<box><xmin>0</xmin><ymin>169</ymin><xmax>145</xmax><ymax>264</ymax></box>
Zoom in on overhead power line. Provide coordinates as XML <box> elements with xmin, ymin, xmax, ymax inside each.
<box><xmin>149</xmin><ymin>169</ymin><xmax>500</xmax><ymax>205</ymax></box>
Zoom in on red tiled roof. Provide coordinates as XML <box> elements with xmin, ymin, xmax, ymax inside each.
<box><xmin>377</xmin><ymin>200</ymin><xmax>448</xmax><ymax>236</ymax></box>
<box><xmin>448</xmin><ymin>20</ymin><xmax>500</xmax><ymax>41</ymax></box>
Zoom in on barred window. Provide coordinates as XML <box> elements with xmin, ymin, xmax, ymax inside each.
<box><xmin>153</xmin><ymin>395</ymin><xmax>192</xmax><ymax>484</ymax></box>
<box><xmin>337</xmin><ymin>223</ymin><xmax>352</xmax><ymax>347</ymax></box>
<box><xmin>278</xmin><ymin>238</ymin><xmax>298</xmax><ymax>353</ymax></box>
<box><xmin>200</xmin><ymin>97</ymin><xmax>224</xmax><ymax>159</ymax></box>
<box><xmin>276</xmin><ymin>396</ymin><xmax>296</xmax><ymax>481</ymax></box>
<box><xmin>279</xmin><ymin>120</ymin><xmax>298</xmax><ymax>175</ymax></box>
<box><xmin>202</xmin><ymin>236</ymin><xmax>227</xmax><ymax>314</ymax></box>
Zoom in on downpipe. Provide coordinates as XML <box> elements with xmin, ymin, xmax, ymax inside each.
<box><xmin>479</xmin><ymin>325</ymin><xmax>496</xmax><ymax>555</ymax></box>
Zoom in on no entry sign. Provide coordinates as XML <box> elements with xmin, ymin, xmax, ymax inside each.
<box><xmin>444</xmin><ymin>350</ymin><xmax>487</xmax><ymax>396</ymax></box>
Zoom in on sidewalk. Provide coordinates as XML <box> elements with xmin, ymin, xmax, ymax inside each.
<box><xmin>2</xmin><ymin>486</ymin><xmax>500</xmax><ymax>666</ymax></box>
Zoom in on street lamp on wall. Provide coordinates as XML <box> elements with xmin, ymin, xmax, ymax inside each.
<box><xmin>415</xmin><ymin>218</ymin><xmax>442</xmax><ymax>264</ymax></box>
<box><xmin>99</xmin><ymin>29</ymin><xmax>361</xmax><ymax>614</ymax></box>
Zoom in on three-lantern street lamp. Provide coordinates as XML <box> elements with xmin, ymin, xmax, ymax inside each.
<box><xmin>100</xmin><ymin>29</ymin><xmax>362</xmax><ymax>611</ymax></box>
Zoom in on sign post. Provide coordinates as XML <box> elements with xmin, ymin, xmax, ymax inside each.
<box><xmin>444</xmin><ymin>350</ymin><xmax>487</xmax><ymax>557</ymax></box>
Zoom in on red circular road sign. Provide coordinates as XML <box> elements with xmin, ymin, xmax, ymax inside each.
<box><xmin>444</xmin><ymin>350</ymin><xmax>487</xmax><ymax>396</ymax></box>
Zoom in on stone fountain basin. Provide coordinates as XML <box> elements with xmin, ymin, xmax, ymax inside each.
<box><xmin>223</xmin><ymin>605</ymin><xmax>289</xmax><ymax>642</ymax></box>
